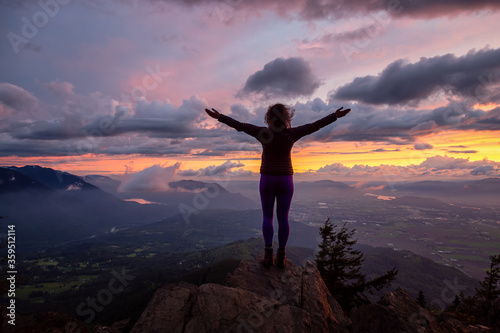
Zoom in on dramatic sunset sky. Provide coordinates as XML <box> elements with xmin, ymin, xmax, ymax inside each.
<box><xmin>1</xmin><ymin>0</ymin><xmax>500</xmax><ymax>184</ymax></box>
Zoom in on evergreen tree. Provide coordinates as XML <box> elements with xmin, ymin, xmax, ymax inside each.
<box><xmin>416</xmin><ymin>290</ymin><xmax>427</xmax><ymax>308</ymax></box>
<box><xmin>476</xmin><ymin>254</ymin><xmax>500</xmax><ymax>301</ymax></box>
<box><xmin>446</xmin><ymin>294</ymin><xmax>461</xmax><ymax>312</ymax></box>
<box><xmin>315</xmin><ymin>217</ymin><xmax>398</xmax><ymax>309</ymax></box>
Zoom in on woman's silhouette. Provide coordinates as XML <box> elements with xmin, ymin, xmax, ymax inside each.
<box><xmin>205</xmin><ymin>104</ymin><xmax>351</xmax><ymax>269</ymax></box>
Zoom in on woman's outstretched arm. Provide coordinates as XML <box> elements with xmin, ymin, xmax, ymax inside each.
<box><xmin>204</xmin><ymin>108</ymin><xmax>262</xmax><ymax>138</ymax></box>
<box><xmin>293</xmin><ymin>107</ymin><xmax>351</xmax><ymax>141</ymax></box>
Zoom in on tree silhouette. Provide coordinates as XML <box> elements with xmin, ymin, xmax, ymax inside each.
<box><xmin>476</xmin><ymin>254</ymin><xmax>500</xmax><ymax>301</ymax></box>
<box><xmin>416</xmin><ymin>290</ymin><xmax>427</xmax><ymax>308</ymax></box>
<box><xmin>315</xmin><ymin>218</ymin><xmax>398</xmax><ymax>309</ymax></box>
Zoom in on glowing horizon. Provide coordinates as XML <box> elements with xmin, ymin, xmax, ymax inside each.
<box><xmin>1</xmin><ymin>1</ymin><xmax>500</xmax><ymax>184</ymax></box>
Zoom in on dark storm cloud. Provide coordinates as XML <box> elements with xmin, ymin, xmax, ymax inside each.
<box><xmin>147</xmin><ymin>0</ymin><xmax>500</xmax><ymax>20</ymax></box>
<box><xmin>112</xmin><ymin>119</ymin><xmax>193</xmax><ymax>137</ymax></box>
<box><xmin>9</xmin><ymin>115</ymin><xmax>221</xmax><ymax>141</ymax></box>
<box><xmin>297</xmin><ymin>0</ymin><xmax>500</xmax><ymax>19</ymax></box>
<box><xmin>310</xmin><ymin>98</ymin><xmax>500</xmax><ymax>145</ymax></box>
<box><xmin>229</xmin><ymin>104</ymin><xmax>253</xmax><ymax>122</ymax></box>
<box><xmin>0</xmin><ymin>131</ymin><xmax>195</xmax><ymax>157</ymax></box>
<box><xmin>7</xmin><ymin>113</ymin><xmax>200</xmax><ymax>140</ymax></box>
<box><xmin>458</xmin><ymin>108</ymin><xmax>500</xmax><ymax>131</ymax></box>
<box><xmin>4</xmin><ymin>95</ymin><xmax>212</xmax><ymax>140</ymax></box>
<box><xmin>299</xmin><ymin>23</ymin><xmax>383</xmax><ymax>47</ymax></box>
<box><xmin>297</xmin><ymin>23</ymin><xmax>387</xmax><ymax>57</ymax></box>
<box><xmin>215</xmin><ymin>98</ymin><xmax>498</xmax><ymax>147</ymax></box>
<box><xmin>331</xmin><ymin>24</ymin><xmax>381</xmax><ymax>42</ymax></box>
<box><xmin>199</xmin><ymin>144</ymin><xmax>260</xmax><ymax>154</ymax></box>
<box><xmin>239</xmin><ymin>57</ymin><xmax>321</xmax><ymax>98</ymax></box>
<box><xmin>332</xmin><ymin>48</ymin><xmax>500</xmax><ymax>106</ymax></box>
<box><xmin>10</xmin><ymin>120</ymin><xmax>79</xmax><ymax>140</ymax></box>
<box><xmin>0</xmin><ymin>135</ymin><xmax>69</xmax><ymax>157</ymax></box>
<box><xmin>102</xmin><ymin>145</ymin><xmax>191</xmax><ymax>156</ymax></box>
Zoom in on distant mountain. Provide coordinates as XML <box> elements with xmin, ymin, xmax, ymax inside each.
<box><xmin>83</xmin><ymin>174</ymin><xmax>121</xmax><ymax>195</ymax></box>
<box><xmin>116</xmin><ymin>179</ymin><xmax>258</xmax><ymax>210</ymax></box>
<box><xmin>9</xmin><ymin>165</ymin><xmax>97</xmax><ymax>191</ymax></box>
<box><xmin>365</xmin><ymin>178</ymin><xmax>500</xmax><ymax>207</ymax></box>
<box><xmin>296</xmin><ymin>179</ymin><xmax>356</xmax><ymax>191</ymax></box>
<box><xmin>0</xmin><ymin>167</ymin><xmax>50</xmax><ymax>193</ymax></box>
<box><xmin>169</xmin><ymin>179</ymin><xmax>217</xmax><ymax>191</ymax></box>
<box><xmin>9</xmin><ymin>165</ymin><xmax>128</xmax><ymax>207</ymax></box>
<box><xmin>294</xmin><ymin>179</ymin><xmax>361</xmax><ymax>201</ymax></box>
<box><xmin>356</xmin><ymin>244</ymin><xmax>479</xmax><ymax>301</ymax></box>
<box><xmin>389</xmin><ymin>196</ymin><xmax>456</xmax><ymax>210</ymax></box>
<box><xmin>0</xmin><ymin>166</ymin><xmax>260</xmax><ymax>250</ymax></box>
<box><xmin>0</xmin><ymin>166</ymin><xmax>178</xmax><ymax>251</ymax></box>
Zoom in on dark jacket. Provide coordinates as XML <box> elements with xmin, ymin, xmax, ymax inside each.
<box><xmin>218</xmin><ymin>112</ymin><xmax>337</xmax><ymax>175</ymax></box>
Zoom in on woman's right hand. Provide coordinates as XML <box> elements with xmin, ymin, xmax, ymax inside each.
<box><xmin>335</xmin><ymin>107</ymin><xmax>351</xmax><ymax>118</ymax></box>
<box><xmin>205</xmin><ymin>108</ymin><xmax>221</xmax><ymax>119</ymax></box>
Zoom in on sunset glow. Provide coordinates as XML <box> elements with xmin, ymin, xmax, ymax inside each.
<box><xmin>1</xmin><ymin>0</ymin><xmax>499</xmax><ymax>182</ymax></box>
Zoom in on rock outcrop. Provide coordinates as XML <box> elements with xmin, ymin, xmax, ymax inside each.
<box><xmin>5</xmin><ymin>257</ymin><xmax>493</xmax><ymax>332</ymax></box>
<box><xmin>350</xmin><ymin>288</ymin><xmax>492</xmax><ymax>333</ymax></box>
<box><xmin>350</xmin><ymin>288</ymin><xmax>448</xmax><ymax>333</ymax></box>
<box><xmin>130</xmin><ymin>258</ymin><xmax>351</xmax><ymax>332</ymax></box>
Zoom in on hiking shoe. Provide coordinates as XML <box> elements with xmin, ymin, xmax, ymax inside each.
<box><xmin>261</xmin><ymin>246</ymin><xmax>275</xmax><ymax>268</ymax></box>
<box><xmin>276</xmin><ymin>248</ymin><xmax>286</xmax><ymax>269</ymax></box>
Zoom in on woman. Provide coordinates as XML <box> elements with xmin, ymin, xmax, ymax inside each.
<box><xmin>205</xmin><ymin>104</ymin><xmax>351</xmax><ymax>269</ymax></box>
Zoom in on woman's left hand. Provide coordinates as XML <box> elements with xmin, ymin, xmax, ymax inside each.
<box><xmin>205</xmin><ymin>108</ymin><xmax>221</xmax><ymax>119</ymax></box>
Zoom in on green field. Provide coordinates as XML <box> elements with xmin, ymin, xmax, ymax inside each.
<box><xmin>16</xmin><ymin>275</ymin><xmax>98</xmax><ymax>299</ymax></box>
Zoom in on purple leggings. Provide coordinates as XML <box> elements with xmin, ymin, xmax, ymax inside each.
<box><xmin>259</xmin><ymin>174</ymin><xmax>294</xmax><ymax>249</ymax></box>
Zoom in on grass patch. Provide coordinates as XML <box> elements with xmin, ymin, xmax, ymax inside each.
<box><xmin>17</xmin><ymin>275</ymin><xmax>97</xmax><ymax>299</ymax></box>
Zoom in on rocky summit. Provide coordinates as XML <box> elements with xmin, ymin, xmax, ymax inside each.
<box><xmin>130</xmin><ymin>257</ymin><xmax>350</xmax><ymax>332</ymax></box>
<box><xmin>129</xmin><ymin>257</ymin><xmax>492</xmax><ymax>333</ymax></box>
